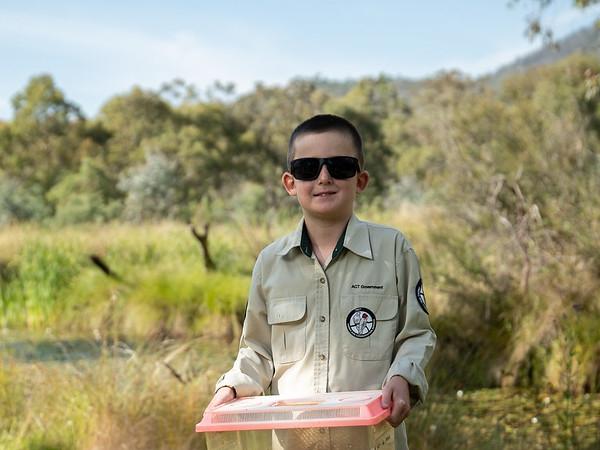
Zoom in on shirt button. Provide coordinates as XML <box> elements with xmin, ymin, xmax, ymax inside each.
<box><xmin>319</xmin><ymin>277</ymin><xmax>326</xmax><ymax>284</ymax></box>
<box><xmin>319</xmin><ymin>354</ymin><xmax>326</xmax><ymax>360</ymax></box>
<box><xmin>320</xmin><ymin>315</ymin><xmax>326</xmax><ymax>322</ymax></box>
<box><xmin>319</xmin><ymin>428</ymin><xmax>326</xmax><ymax>434</ymax></box>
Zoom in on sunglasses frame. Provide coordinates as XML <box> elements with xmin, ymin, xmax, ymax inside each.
<box><xmin>290</xmin><ymin>156</ymin><xmax>361</xmax><ymax>181</ymax></box>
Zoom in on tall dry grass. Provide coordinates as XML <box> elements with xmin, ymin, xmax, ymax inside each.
<box><xmin>0</xmin><ymin>337</ymin><xmax>238</xmax><ymax>450</ymax></box>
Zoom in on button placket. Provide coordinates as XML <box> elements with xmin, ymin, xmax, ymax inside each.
<box><xmin>314</xmin><ymin>261</ymin><xmax>329</xmax><ymax>393</ymax></box>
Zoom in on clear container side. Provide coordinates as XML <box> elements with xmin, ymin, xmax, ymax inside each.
<box><xmin>205</xmin><ymin>423</ymin><xmax>394</xmax><ymax>450</ymax></box>
<box><xmin>205</xmin><ymin>429</ymin><xmax>272</xmax><ymax>450</ymax></box>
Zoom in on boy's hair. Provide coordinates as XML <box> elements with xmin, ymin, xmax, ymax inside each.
<box><xmin>287</xmin><ymin>114</ymin><xmax>364</xmax><ymax>170</ymax></box>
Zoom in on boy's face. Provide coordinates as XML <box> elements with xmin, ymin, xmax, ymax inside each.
<box><xmin>282</xmin><ymin>130</ymin><xmax>369</xmax><ymax>222</ymax></box>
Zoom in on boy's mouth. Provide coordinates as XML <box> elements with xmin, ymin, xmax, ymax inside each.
<box><xmin>313</xmin><ymin>191</ymin><xmax>336</xmax><ymax>197</ymax></box>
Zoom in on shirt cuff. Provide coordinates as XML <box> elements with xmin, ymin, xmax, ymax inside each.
<box><xmin>383</xmin><ymin>359</ymin><xmax>429</xmax><ymax>407</ymax></box>
<box><xmin>215</xmin><ymin>371</ymin><xmax>265</xmax><ymax>398</ymax></box>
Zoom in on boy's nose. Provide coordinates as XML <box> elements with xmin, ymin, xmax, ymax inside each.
<box><xmin>317</xmin><ymin>164</ymin><xmax>333</xmax><ymax>183</ymax></box>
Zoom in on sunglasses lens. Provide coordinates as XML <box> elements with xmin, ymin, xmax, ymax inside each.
<box><xmin>290</xmin><ymin>157</ymin><xmax>359</xmax><ymax>180</ymax></box>
<box><xmin>291</xmin><ymin>158</ymin><xmax>321</xmax><ymax>180</ymax></box>
<box><xmin>328</xmin><ymin>157</ymin><xmax>359</xmax><ymax>179</ymax></box>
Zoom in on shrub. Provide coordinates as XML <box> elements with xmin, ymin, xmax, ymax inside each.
<box><xmin>0</xmin><ymin>175</ymin><xmax>51</xmax><ymax>225</ymax></box>
<box><xmin>117</xmin><ymin>151</ymin><xmax>188</xmax><ymax>222</ymax></box>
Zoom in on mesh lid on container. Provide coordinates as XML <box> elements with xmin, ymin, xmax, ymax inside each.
<box><xmin>196</xmin><ymin>390</ymin><xmax>390</xmax><ymax>432</ymax></box>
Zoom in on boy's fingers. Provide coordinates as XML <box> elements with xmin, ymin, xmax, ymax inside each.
<box><xmin>387</xmin><ymin>399</ymin><xmax>410</xmax><ymax>427</ymax></box>
<box><xmin>398</xmin><ymin>400</ymin><xmax>410</xmax><ymax>421</ymax></box>
<box><xmin>205</xmin><ymin>387</ymin><xmax>235</xmax><ymax>412</ymax></box>
<box><xmin>381</xmin><ymin>385</ymin><xmax>393</xmax><ymax>408</ymax></box>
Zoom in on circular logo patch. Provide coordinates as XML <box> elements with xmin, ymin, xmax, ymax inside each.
<box><xmin>346</xmin><ymin>307</ymin><xmax>376</xmax><ymax>339</ymax></box>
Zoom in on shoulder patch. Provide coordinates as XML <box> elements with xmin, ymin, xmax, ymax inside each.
<box><xmin>415</xmin><ymin>278</ymin><xmax>429</xmax><ymax>314</ymax></box>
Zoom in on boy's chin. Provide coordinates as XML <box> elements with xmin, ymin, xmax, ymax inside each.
<box><xmin>303</xmin><ymin>207</ymin><xmax>353</xmax><ymax>221</ymax></box>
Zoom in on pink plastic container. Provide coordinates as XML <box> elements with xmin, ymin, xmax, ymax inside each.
<box><xmin>197</xmin><ymin>390</ymin><xmax>390</xmax><ymax>432</ymax></box>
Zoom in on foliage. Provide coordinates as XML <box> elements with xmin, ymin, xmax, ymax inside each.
<box><xmin>47</xmin><ymin>157</ymin><xmax>122</xmax><ymax>224</ymax></box>
<box><xmin>0</xmin><ymin>75</ymin><xmax>97</xmax><ymax>192</ymax></box>
<box><xmin>98</xmin><ymin>86</ymin><xmax>177</xmax><ymax>171</ymax></box>
<box><xmin>0</xmin><ymin>175</ymin><xmax>51</xmax><ymax>225</ymax></box>
<box><xmin>117</xmin><ymin>151</ymin><xmax>188</xmax><ymax>222</ymax></box>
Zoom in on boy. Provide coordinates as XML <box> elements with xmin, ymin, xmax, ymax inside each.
<box><xmin>206</xmin><ymin>114</ymin><xmax>436</xmax><ymax>449</ymax></box>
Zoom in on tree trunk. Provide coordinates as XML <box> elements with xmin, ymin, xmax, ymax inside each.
<box><xmin>190</xmin><ymin>223</ymin><xmax>216</xmax><ymax>271</ymax></box>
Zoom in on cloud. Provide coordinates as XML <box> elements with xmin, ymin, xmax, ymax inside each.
<box><xmin>439</xmin><ymin>40</ymin><xmax>538</xmax><ymax>77</ymax></box>
<box><xmin>0</xmin><ymin>10</ymin><xmax>298</xmax><ymax>95</ymax></box>
<box><xmin>437</xmin><ymin>3</ymin><xmax>600</xmax><ymax>77</ymax></box>
<box><xmin>547</xmin><ymin>3</ymin><xmax>600</xmax><ymax>34</ymax></box>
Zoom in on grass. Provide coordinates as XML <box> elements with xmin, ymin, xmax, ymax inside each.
<box><xmin>0</xmin><ymin>336</ymin><xmax>239</xmax><ymax>450</ymax></box>
<box><xmin>408</xmin><ymin>389</ymin><xmax>600</xmax><ymax>450</ymax></box>
<box><xmin>0</xmin><ymin>222</ymin><xmax>258</xmax><ymax>337</ymax></box>
<box><xmin>1</xmin><ymin>336</ymin><xmax>598</xmax><ymax>450</ymax></box>
<box><xmin>0</xmin><ymin>210</ymin><xmax>599</xmax><ymax>448</ymax></box>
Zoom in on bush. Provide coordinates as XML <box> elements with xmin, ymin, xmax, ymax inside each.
<box><xmin>0</xmin><ymin>175</ymin><xmax>51</xmax><ymax>225</ymax></box>
<box><xmin>118</xmin><ymin>151</ymin><xmax>188</xmax><ymax>222</ymax></box>
<box><xmin>47</xmin><ymin>158</ymin><xmax>122</xmax><ymax>224</ymax></box>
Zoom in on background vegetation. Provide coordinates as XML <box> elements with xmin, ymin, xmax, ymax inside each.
<box><xmin>1</xmin><ymin>34</ymin><xmax>599</xmax><ymax>449</ymax></box>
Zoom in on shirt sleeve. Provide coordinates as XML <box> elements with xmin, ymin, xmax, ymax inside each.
<box><xmin>384</xmin><ymin>242</ymin><xmax>437</xmax><ymax>407</ymax></box>
<box><xmin>215</xmin><ymin>252</ymin><xmax>274</xmax><ymax>397</ymax></box>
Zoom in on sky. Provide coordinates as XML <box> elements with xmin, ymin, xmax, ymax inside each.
<box><xmin>1</xmin><ymin>0</ymin><xmax>599</xmax><ymax>119</ymax></box>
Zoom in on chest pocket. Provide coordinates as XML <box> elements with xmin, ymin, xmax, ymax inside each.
<box><xmin>341</xmin><ymin>294</ymin><xmax>399</xmax><ymax>361</ymax></box>
<box><xmin>267</xmin><ymin>296</ymin><xmax>307</xmax><ymax>364</ymax></box>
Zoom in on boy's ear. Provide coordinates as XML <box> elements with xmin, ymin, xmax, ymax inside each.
<box><xmin>356</xmin><ymin>170</ymin><xmax>369</xmax><ymax>193</ymax></box>
<box><xmin>282</xmin><ymin>172</ymin><xmax>297</xmax><ymax>196</ymax></box>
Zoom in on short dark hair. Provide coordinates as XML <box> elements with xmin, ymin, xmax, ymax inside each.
<box><xmin>287</xmin><ymin>114</ymin><xmax>364</xmax><ymax>170</ymax></box>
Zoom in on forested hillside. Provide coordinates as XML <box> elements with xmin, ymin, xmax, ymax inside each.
<box><xmin>490</xmin><ymin>22</ymin><xmax>600</xmax><ymax>85</ymax></box>
<box><xmin>295</xmin><ymin>23</ymin><xmax>600</xmax><ymax>100</ymax></box>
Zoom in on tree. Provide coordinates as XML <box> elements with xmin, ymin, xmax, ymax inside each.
<box><xmin>406</xmin><ymin>56</ymin><xmax>600</xmax><ymax>390</ymax></box>
<box><xmin>2</xmin><ymin>75</ymin><xmax>88</xmax><ymax>192</ymax></box>
<box><xmin>99</xmin><ymin>87</ymin><xmax>177</xmax><ymax>172</ymax></box>
<box><xmin>46</xmin><ymin>157</ymin><xmax>122</xmax><ymax>224</ymax></box>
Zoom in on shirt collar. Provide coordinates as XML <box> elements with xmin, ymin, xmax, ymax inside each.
<box><xmin>276</xmin><ymin>214</ymin><xmax>373</xmax><ymax>260</ymax></box>
<box><xmin>343</xmin><ymin>214</ymin><xmax>373</xmax><ymax>259</ymax></box>
<box><xmin>276</xmin><ymin>219</ymin><xmax>304</xmax><ymax>256</ymax></box>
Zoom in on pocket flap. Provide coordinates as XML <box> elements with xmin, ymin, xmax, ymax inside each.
<box><xmin>267</xmin><ymin>296</ymin><xmax>307</xmax><ymax>324</ymax></box>
<box><xmin>343</xmin><ymin>294</ymin><xmax>398</xmax><ymax>320</ymax></box>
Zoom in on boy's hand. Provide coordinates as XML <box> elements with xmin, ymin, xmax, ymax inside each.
<box><xmin>205</xmin><ymin>386</ymin><xmax>236</xmax><ymax>413</ymax></box>
<box><xmin>381</xmin><ymin>375</ymin><xmax>411</xmax><ymax>427</ymax></box>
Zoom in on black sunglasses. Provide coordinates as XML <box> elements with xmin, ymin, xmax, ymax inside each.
<box><xmin>290</xmin><ymin>156</ymin><xmax>360</xmax><ymax>181</ymax></box>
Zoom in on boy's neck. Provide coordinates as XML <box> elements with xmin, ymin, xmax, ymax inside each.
<box><xmin>303</xmin><ymin>214</ymin><xmax>352</xmax><ymax>266</ymax></box>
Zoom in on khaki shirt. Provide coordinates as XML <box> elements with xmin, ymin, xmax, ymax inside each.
<box><xmin>216</xmin><ymin>214</ymin><xmax>436</xmax><ymax>450</ymax></box>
